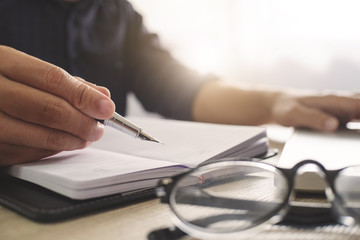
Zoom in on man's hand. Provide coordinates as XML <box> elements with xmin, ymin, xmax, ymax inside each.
<box><xmin>193</xmin><ymin>81</ymin><xmax>360</xmax><ymax>131</ymax></box>
<box><xmin>272</xmin><ymin>93</ymin><xmax>360</xmax><ymax>131</ymax></box>
<box><xmin>0</xmin><ymin>46</ymin><xmax>115</xmax><ymax>166</ymax></box>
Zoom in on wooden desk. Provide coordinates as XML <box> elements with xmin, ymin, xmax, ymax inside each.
<box><xmin>1</xmin><ymin>134</ymin><xmax>360</xmax><ymax>240</ymax></box>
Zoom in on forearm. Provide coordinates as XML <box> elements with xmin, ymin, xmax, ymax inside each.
<box><xmin>192</xmin><ymin>80</ymin><xmax>360</xmax><ymax>132</ymax></box>
<box><xmin>192</xmin><ymin>80</ymin><xmax>280</xmax><ymax>126</ymax></box>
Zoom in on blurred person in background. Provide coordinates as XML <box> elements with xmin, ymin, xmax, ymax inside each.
<box><xmin>0</xmin><ymin>0</ymin><xmax>359</xmax><ymax>166</ymax></box>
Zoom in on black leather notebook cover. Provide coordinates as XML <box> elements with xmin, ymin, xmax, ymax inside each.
<box><xmin>0</xmin><ymin>173</ymin><xmax>155</xmax><ymax>222</ymax></box>
<box><xmin>0</xmin><ymin>150</ymin><xmax>278</xmax><ymax>223</ymax></box>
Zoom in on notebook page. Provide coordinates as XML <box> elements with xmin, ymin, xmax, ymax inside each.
<box><xmin>9</xmin><ymin>148</ymin><xmax>186</xmax><ymax>191</ymax></box>
<box><xmin>8</xmin><ymin>118</ymin><xmax>267</xmax><ymax>199</ymax></box>
<box><xmin>278</xmin><ymin>129</ymin><xmax>360</xmax><ymax>170</ymax></box>
<box><xmin>91</xmin><ymin>117</ymin><xmax>267</xmax><ymax>167</ymax></box>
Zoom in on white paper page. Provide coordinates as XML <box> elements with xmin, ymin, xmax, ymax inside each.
<box><xmin>278</xmin><ymin>129</ymin><xmax>360</xmax><ymax>170</ymax></box>
<box><xmin>91</xmin><ymin>117</ymin><xmax>267</xmax><ymax>167</ymax></box>
<box><xmin>43</xmin><ymin>178</ymin><xmax>162</xmax><ymax>200</ymax></box>
<box><xmin>9</xmin><ymin>148</ymin><xmax>186</xmax><ymax>190</ymax></box>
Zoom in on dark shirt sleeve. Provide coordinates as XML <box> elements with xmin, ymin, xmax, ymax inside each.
<box><xmin>122</xmin><ymin>3</ymin><xmax>214</xmax><ymax>120</ymax></box>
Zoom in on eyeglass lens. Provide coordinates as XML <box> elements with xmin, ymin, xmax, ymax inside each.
<box><xmin>335</xmin><ymin>165</ymin><xmax>360</xmax><ymax>221</ymax></box>
<box><xmin>170</xmin><ymin>163</ymin><xmax>289</xmax><ymax>234</ymax></box>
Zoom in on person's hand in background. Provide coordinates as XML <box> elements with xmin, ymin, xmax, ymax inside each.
<box><xmin>0</xmin><ymin>46</ymin><xmax>115</xmax><ymax>166</ymax></box>
<box><xmin>193</xmin><ymin>81</ymin><xmax>360</xmax><ymax>131</ymax></box>
<box><xmin>271</xmin><ymin>93</ymin><xmax>360</xmax><ymax>131</ymax></box>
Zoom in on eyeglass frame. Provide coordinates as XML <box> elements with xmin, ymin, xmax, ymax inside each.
<box><xmin>154</xmin><ymin>158</ymin><xmax>360</xmax><ymax>239</ymax></box>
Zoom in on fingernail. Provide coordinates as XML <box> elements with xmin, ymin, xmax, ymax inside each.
<box><xmin>323</xmin><ymin>118</ymin><xmax>338</xmax><ymax>131</ymax></box>
<box><xmin>98</xmin><ymin>87</ymin><xmax>111</xmax><ymax>98</ymax></box>
<box><xmin>98</xmin><ymin>99</ymin><xmax>115</xmax><ymax>117</ymax></box>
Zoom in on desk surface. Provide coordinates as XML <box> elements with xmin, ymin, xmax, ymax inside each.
<box><xmin>1</xmin><ymin>134</ymin><xmax>360</xmax><ymax>240</ymax></box>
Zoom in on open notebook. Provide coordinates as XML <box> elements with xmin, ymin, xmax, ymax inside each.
<box><xmin>277</xmin><ymin>128</ymin><xmax>360</xmax><ymax>191</ymax></box>
<box><xmin>7</xmin><ymin>117</ymin><xmax>268</xmax><ymax>200</ymax></box>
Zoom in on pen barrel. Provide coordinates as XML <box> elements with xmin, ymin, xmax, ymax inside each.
<box><xmin>103</xmin><ymin>113</ymin><xmax>142</xmax><ymax>138</ymax></box>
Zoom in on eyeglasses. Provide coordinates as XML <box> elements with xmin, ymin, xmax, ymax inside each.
<box><xmin>153</xmin><ymin>158</ymin><xmax>360</xmax><ymax>240</ymax></box>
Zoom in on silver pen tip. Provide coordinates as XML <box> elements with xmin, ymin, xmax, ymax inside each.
<box><xmin>153</xmin><ymin>139</ymin><xmax>165</xmax><ymax>145</ymax></box>
<box><xmin>151</xmin><ymin>140</ymin><xmax>165</xmax><ymax>145</ymax></box>
<box><xmin>139</xmin><ymin>132</ymin><xmax>164</xmax><ymax>144</ymax></box>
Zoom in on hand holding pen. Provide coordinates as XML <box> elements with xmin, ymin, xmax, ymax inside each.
<box><xmin>0</xmin><ymin>46</ymin><xmax>151</xmax><ymax>166</ymax></box>
<box><xmin>98</xmin><ymin>112</ymin><xmax>162</xmax><ymax>143</ymax></box>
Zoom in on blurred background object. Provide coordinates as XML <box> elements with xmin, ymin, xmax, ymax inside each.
<box><xmin>128</xmin><ymin>0</ymin><xmax>360</xmax><ymax>116</ymax></box>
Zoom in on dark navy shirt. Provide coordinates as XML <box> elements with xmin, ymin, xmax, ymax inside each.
<box><xmin>0</xmin><ymin>0</ymin><xmax>212</xmax><ymax>120</ymax></box>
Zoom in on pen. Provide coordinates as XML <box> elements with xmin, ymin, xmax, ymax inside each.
<box><xmin>97</xmin><ymin>112</ymin><xmax>163</xmax><ymax>143</ymax></box>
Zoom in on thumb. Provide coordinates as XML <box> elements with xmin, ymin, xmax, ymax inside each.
<box><xmin>292</xmin><ymin>105</ymin><xmax>339</xmax><ymax>131</ymax></box>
